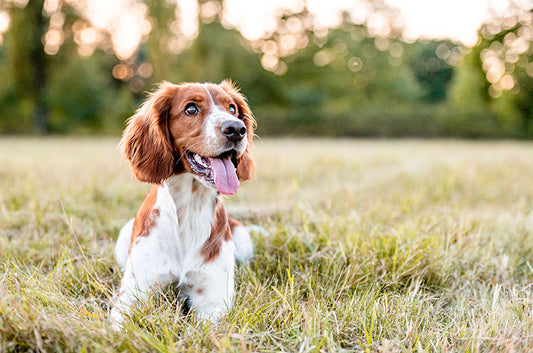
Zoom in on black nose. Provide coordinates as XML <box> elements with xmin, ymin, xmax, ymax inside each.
<box><xmin>221</xmin><ymin>120</ymin><xmax>246</xmax><ymax>143</ymax></box>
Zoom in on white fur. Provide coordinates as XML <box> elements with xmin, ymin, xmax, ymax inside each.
<box><xmin>202</xmin><ymin>84</ymin><xmax>247</xmax><ymax>156</ymax></box>
<box><xmin>110</xmin><ymin>174</ymin><xmax>236</xmax><ymax>329</ymax></box>
<box><xmin>232</xmin><ymin>226</ymin><xmax>254</xmax><ymax>263</ymax></box>
<box><xmin>115</xmin><ymin>218</ymin><xmax>133</xmax><ymax>272</ymax></box>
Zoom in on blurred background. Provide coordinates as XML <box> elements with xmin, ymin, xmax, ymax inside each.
<box><xmin>0</xmin><ymin>0</ymin><xmax>532</xmax><ymax>138</ymax></box>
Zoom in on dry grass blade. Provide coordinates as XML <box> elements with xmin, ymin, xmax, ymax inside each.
<box><xmin>1</xmin><ymin>137</ymin><xmax>533</xmax><ymax>352</ymax></box>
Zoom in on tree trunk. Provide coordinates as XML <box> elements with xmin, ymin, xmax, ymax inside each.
<box><xmin>7</xmin><ymin>0</ymin><xmax>49</xmax><ymax>134</ymax></box>
<box><xmin>30</xmin><ymin>0</ymin><xmax>48</xmax><ymax>134</ymax></box>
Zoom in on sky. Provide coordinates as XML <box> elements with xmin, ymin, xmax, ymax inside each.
<box><xmin>0</xmin><ymin>0</ymin><xmax>530</xmax><ymax>58</ymax></box>
<box><xmin>384</xmin><ymin>0</ymin><xmax>520</xmax><ymax>45</ymax></box>
<box><xmin>223</xmin><ymin>0</ymin><xmax>525</xmax><ymax>46</ymax></box>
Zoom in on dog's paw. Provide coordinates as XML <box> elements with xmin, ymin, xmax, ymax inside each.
<box><xmin>109</xmin><ymin>307</ymin><xmax>125</xmax><ymax>331</ymax></box>
<box><xmin>196</xmin><ymin>304</ymin><xmax>226</xmax><ymax>324</ymax></box>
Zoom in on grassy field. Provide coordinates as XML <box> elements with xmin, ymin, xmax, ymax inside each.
<box><xmin>1</xmin><ymin>137</ymin><xmax>533</xmax><ymax>352</ymax></box>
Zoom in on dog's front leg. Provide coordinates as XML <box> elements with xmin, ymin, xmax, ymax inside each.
<box><xmin>183</xmin><ymin>242</ymin><xmax>235</xmax><ymax>323</ymax></box>
<box><xmin>110</xmin><ymin>245</ymin><xmax>178</xmax><ymax>330</ymax></box>
<box><xmin>110</xmin><ymin>263</ymin><xmax>149</xmax><ymax>330</ymax></box>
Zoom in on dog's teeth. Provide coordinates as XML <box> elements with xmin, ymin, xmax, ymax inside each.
<box><xmin>194</xmin><ymin>154</ymin><xmax>202</xmax><ymax>164</ymax></box>
<box><xmin>193</xmin><ymin>153</ymin><xmax>208</xmax><ymax>168</ymax></box>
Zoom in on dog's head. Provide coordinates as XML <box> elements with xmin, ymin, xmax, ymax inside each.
<box><xmin>119</xmin><ymin>80</ymin><xmax>256</xmax><ymax>195</ymax></box>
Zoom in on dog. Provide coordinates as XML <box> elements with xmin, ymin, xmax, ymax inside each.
<box><xmin>110</xmin><ymin>80</ymin><xmax>255</xmax><ymax>329</ymax></box>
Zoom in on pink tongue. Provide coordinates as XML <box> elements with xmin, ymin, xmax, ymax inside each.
<box><xmin>208</xmin><ymin>157</ymin><xmax>239</xmax><ymax>195</ymax></box>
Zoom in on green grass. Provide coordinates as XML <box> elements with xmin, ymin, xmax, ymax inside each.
<box><xmin>1</xmin><ymin>137</ymin><xmax>533</xmax><ymax>352</ymax></box>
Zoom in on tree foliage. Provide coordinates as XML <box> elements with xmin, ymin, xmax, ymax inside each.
<box><xmin>0</xmin><ymin>1</ymin><xmax>531</xmax><ymax>138</ymax></box>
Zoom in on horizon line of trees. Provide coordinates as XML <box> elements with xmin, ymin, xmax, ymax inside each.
<box><xmin>0</xmin><ymin>0</ymin><xmax>532</xmax><ymax>138</ymax></box>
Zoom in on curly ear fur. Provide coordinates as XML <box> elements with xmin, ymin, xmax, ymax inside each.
<box><xmin>220</xmin><ymin>80</ymin><xmax>256</xmax><ymax>182</ymax></box>
<box><xmin>119</xmin><ymin>82</ymin><xmax>178</xmax><ymax>184</ymax></box>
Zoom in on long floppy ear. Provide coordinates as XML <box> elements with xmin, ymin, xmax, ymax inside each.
<box><xmin>220</xmin><ymin>79</ymin><xmax>256</xmax><ymax>182</ymax></box>
<box><xmin>119</xmin><ymin>82</ymin><xmax>178</xmax><ymax>184</ymax></box>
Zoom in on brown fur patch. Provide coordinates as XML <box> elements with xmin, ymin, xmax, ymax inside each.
<box><xmin>130</xmin><ymin>186</ymin><xmax>159</xmax><ymax>249</ymax></box>
<box><xmin>119</xmin><ymin>82</ymin><xmax>178</xmax><ymax>184</ymax></box>
<box><xmin>192</xmin><ymin>179</ymin><xmax>201</xmax><ymax>192</ymax></box>
<box><xmin>201</xmin><ymin>199</ymin><xmax>231</xmax><ymax>263</ymax></box>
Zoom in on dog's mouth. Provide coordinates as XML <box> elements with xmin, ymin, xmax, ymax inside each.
<box><xmin>184</xmin><ymin>150</ymin><xmax>239</xmax><ymax>195</ymax></box>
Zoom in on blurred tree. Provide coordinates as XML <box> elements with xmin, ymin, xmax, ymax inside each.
<box><xmin>408</xmin><ymin>41</ymin><xmax>454</xmax><ymax>102</ymax></box>
<box><xmin>449</xmin><ymin>45</ymin><xmax>489</xmax><ymax>109</ymax></box>
<box><xmin>488</xmin><ymin>19</ymin><xmax>533</xmax><ymax>135</ymax></box>
<box><xmin>453</xmin><ymin>6</ymin><xmax>533</xmax><ymax>136</ymax></box>
<box><xmin>0</xmin><ymin>0</ymin><xmax>531</xmax><ymax>138</ymax></box>
<box><xmin>46</xmin><ymin>54</ymin><xmax>114</xmax><ymax>132</ymax></box>
<box><xmin>0</xmin><ymin>0</ymin><xmax>138</xmax><ymax>133</ymax></box>
<box><xmin>3</xmin><ymin>0</ymin><xmax>49</xmax><ymax>133</ymax></box>
<box><xmin>175</xmin><ymin>24</ymin><xmax>272</xmax><ymax>84</ymax></box>
<box><xmin>141</xmin><ymin>0</ymin><xmax>179</xmax><ymax>84</ymax></box>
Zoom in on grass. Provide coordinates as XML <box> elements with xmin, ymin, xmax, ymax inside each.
<box><xmin>1</xmin><ymin>137</ymin><xmax>533</xmax><ymax>352</ymax></box>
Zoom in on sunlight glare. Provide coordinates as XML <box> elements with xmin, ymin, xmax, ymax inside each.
<box><xmin>2</xmin><ymin>0</ymin><xmax>526</xmax><ymax>60</ymax></box>
<box><xmin>222</xmin><ymin>0</ymin><xmax>304</xmax><ymax>40</ymax></box>
<box><xmin>223</xmin><ymin>0</ymin><xmax>517</xmax><ymax>45</ymax></box>
<box><xmin>43</xmin><ymin>0</ymin><xmax>60</xmax><ymax>15</ymax></box>
<box><xmin>178</xmin><ymin>0</ymin><xmax>199</xmax><ymax>37</ymax></box>
<box><xmin>0</xmin><ymin>11</ymin><xmax>10</xmax><ymax>34</ymax></box>
<box><xmin>84</xmin><ymin>0</ymin><xmax>150</xmax><ymax>60</ymax></box>
<box><xmin>307</xmin><ymin>0</ymin><xmax>358</xmax><ymax>28</ymax></box>
<box><xmin>384</xmin><ymin>0</ymin><xmax>511</xmax><ymax>46</ymax></box>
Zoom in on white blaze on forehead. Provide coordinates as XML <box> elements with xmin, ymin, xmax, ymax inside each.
<box><xmin>202</xmin><ymin>84</ymin><xmax>216</xmax><ymax>110</ymax></box>
<box><xmin>202</xmin><ymin>83</ymin><xmax>240</xmax><ymax>117</ymax></box>
<box><xmin>202</xmin><ymin>84</ymin><xmax>246</xmax><ymax>149</ymax></box>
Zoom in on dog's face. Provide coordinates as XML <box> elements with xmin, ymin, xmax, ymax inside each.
<box><xmin>120</xmin><ymin>81</ymin><xmax>255</xmax><ymax>194</ymax></box>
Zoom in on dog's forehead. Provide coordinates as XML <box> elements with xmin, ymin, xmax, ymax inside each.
<box><xmin>204</xmin><ymin>84</ymin><xmax>232</xmax><ymax>105</ymax></box>
<box><xmin>170</xmin><ymin>83</ymin><xmax>231</xmax><ymax>110</ymax></box>
<box><xmin>173</xmin><ymin>83</ymin><xmax>208</xmax><ymax>103</ymax></box>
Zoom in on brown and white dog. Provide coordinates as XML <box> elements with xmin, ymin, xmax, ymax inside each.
<box><xmin>110</xmin><ymin>81</ymin><xmax>255</xmax><ymax>329</ymax></box>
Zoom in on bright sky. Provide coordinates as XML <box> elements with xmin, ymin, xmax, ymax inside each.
<box><xmin>384</xmin><ymin>0</ymin><xmax>515</xmax><ymax>45</ymax></box>
<box><xmin>0</xmin><ymin>0</ymin><xmax>529</xmax><ymax>57</ymax></box>
<box><xmin>224</xmin><ymin>0</ymin><xmax>522</xmax><ymax>46</ymax></box>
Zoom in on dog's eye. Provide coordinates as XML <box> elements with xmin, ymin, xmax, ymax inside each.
<box><xmin>184</xmin><ymin>103</ymin><xmax>199</xmax><ymax>116</ymax></box>
<box><xmin>229</xmin><ymin>104</ymin><xmax>237</xmax><ymax>116</ymax></box>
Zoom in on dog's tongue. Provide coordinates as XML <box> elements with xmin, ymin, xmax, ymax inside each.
<box><xmin>208</xmin><ymin>157</ymin><xmax>239</xmax><ymax>195</ymax></box>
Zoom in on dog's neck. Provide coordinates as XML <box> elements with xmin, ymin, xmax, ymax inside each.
<box><xmin>163</xmin><ymin>173</ymin><xmax>218</xmax><ymax>244</ymax></box>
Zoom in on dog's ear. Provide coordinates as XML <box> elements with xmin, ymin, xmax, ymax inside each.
<box><xmin>220</xmin><ymin>80</ymin><xmax>256</xmax><ymax>182</ymax></box>
<box><xmin>119</xmin><ymin>82</ymin><xmax>178</xmax><ymax>184</ymax></box>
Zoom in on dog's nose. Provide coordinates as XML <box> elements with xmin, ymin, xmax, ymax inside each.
<box><xmin>221</xmin><ymin>120</ymin><xmax>246</xmax><ymax>143</ymax></box>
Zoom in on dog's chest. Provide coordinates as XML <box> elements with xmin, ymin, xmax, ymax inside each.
<box><xmin>162</xmin><ymin>174</ymin><xmax>217</xmax><ymax>257</ymax></box>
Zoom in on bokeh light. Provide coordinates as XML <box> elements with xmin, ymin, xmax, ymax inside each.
<box><xmin>0</xmin><ymin>0</ymin><xmax>532</xmax><ymax>137</ymax></box>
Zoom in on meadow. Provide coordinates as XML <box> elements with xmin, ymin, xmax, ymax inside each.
<box><xmin>1</xmin><ymin>137</ymin><xmax>532</xmax><ymax>352</ymax></box>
